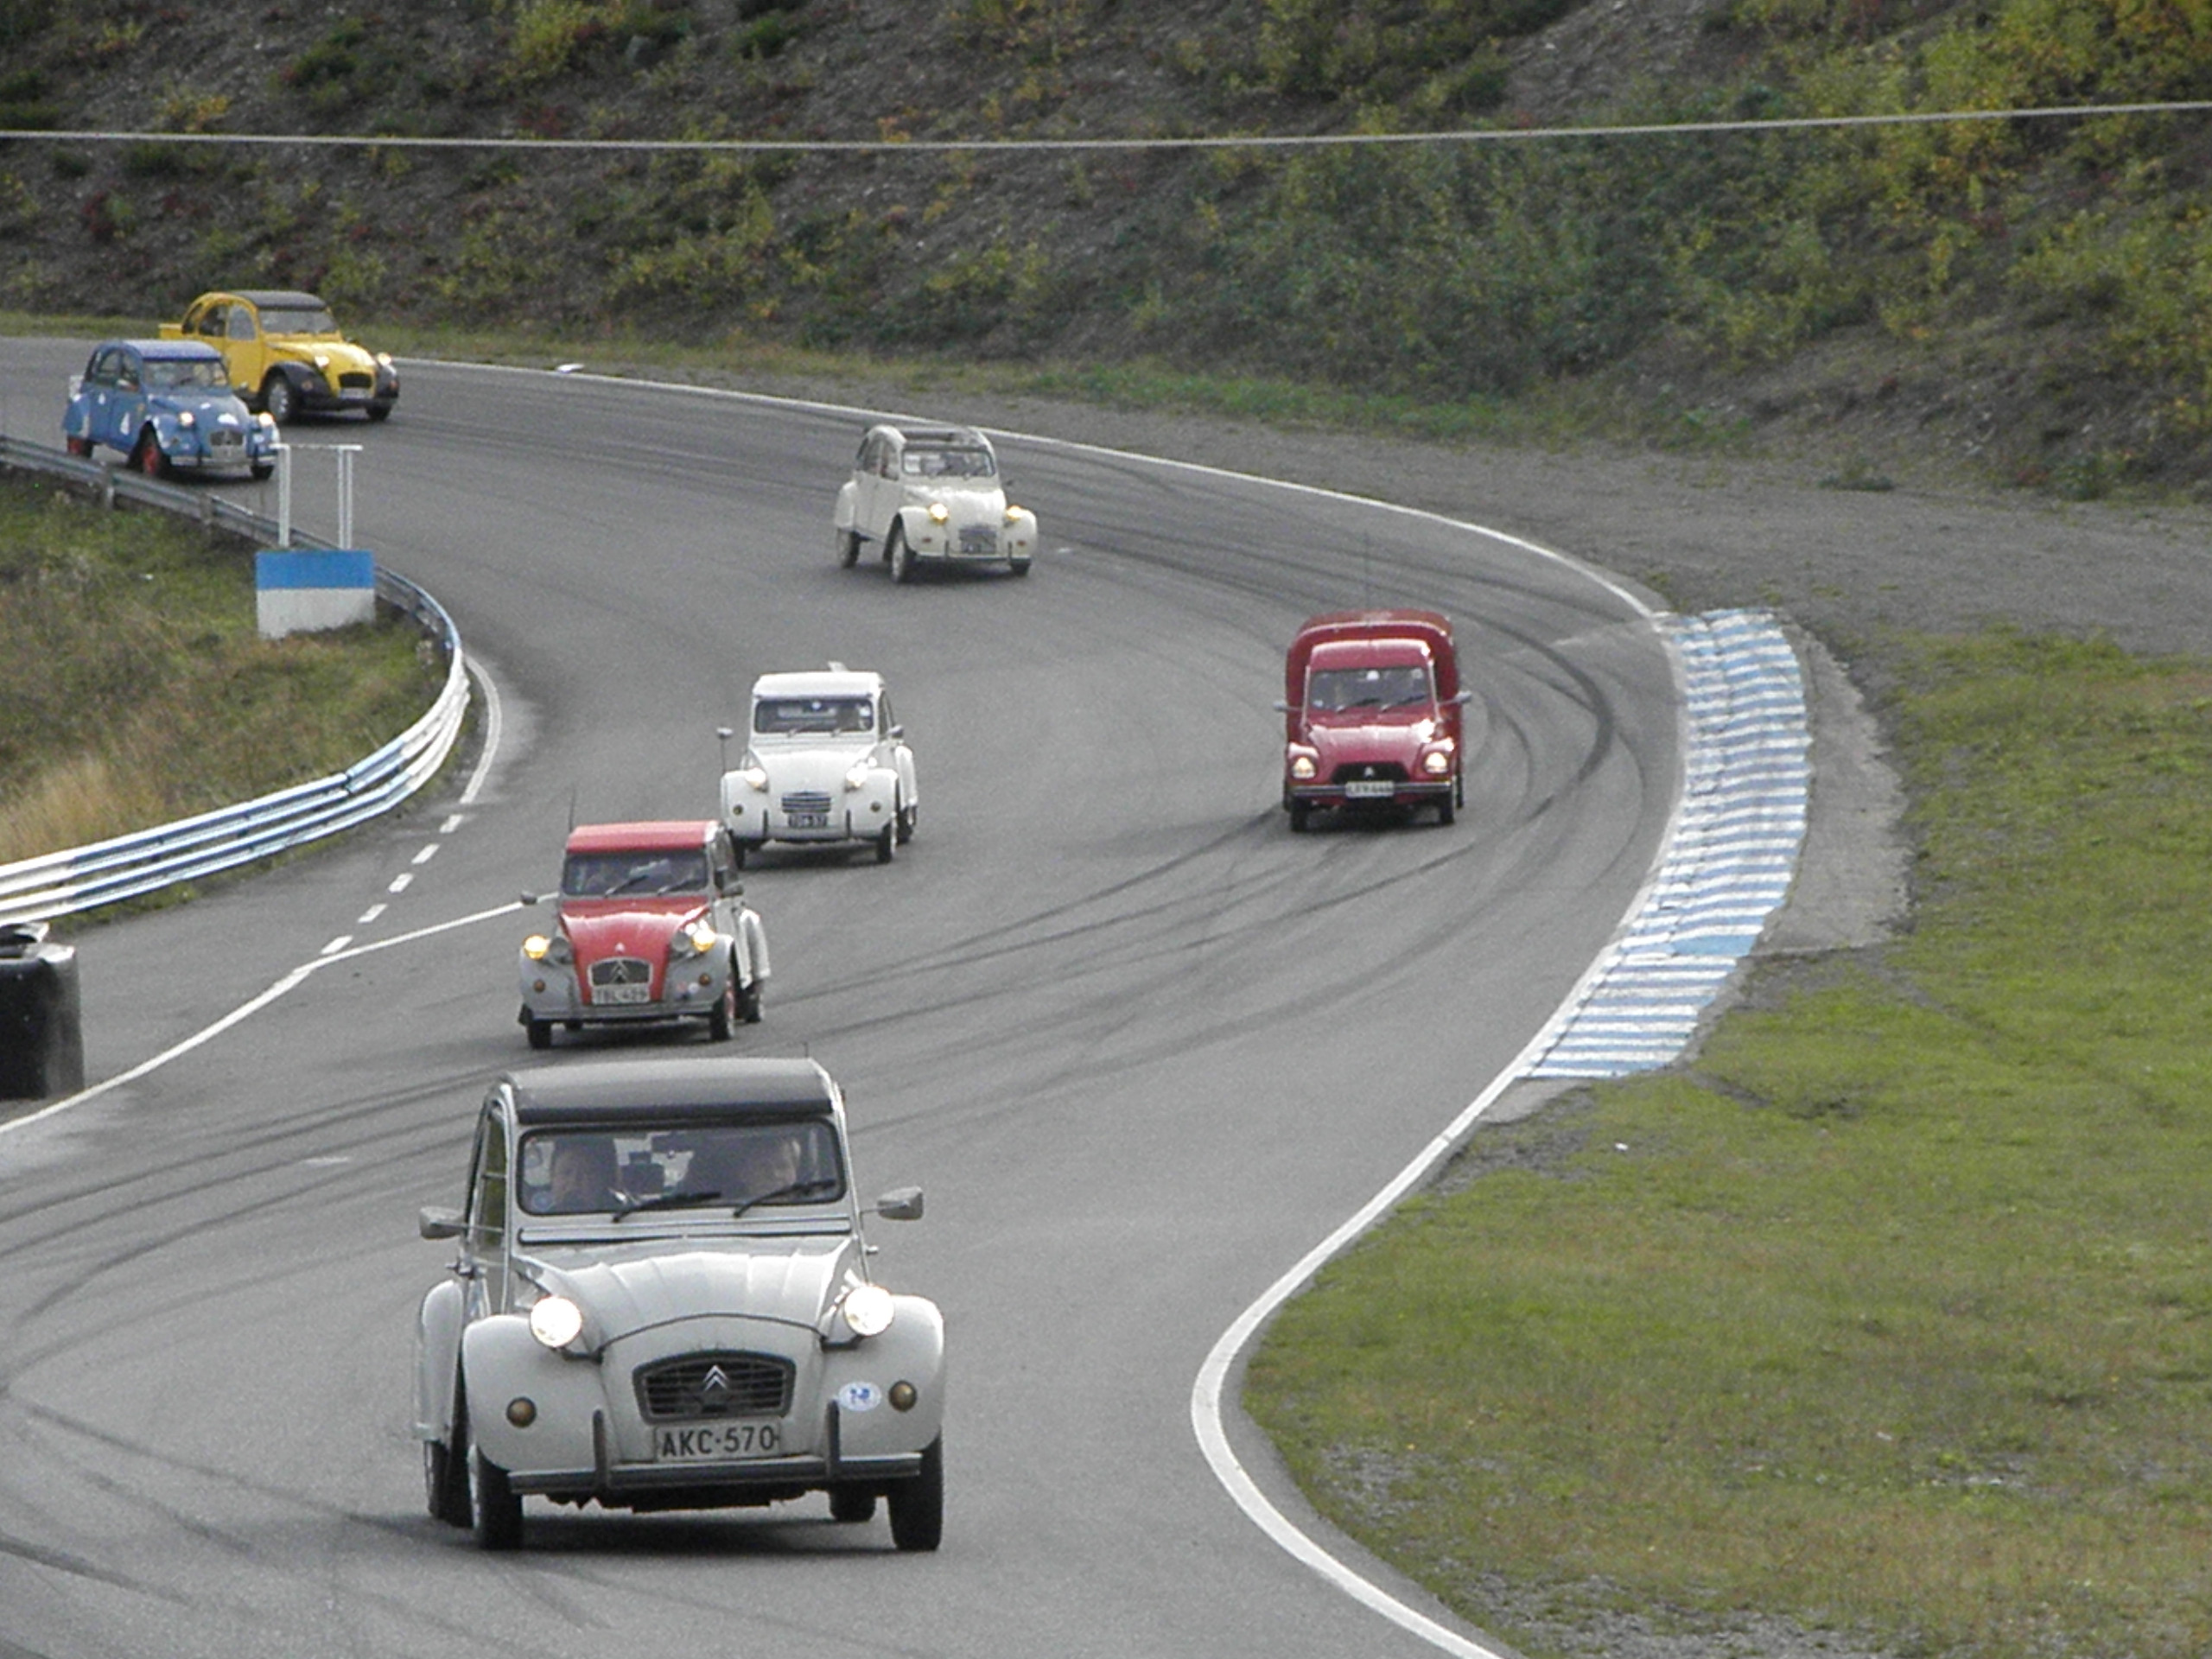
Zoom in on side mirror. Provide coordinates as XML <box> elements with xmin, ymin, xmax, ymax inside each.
<box><xmin>888</xmin><ymin>723</ymin><xmax>905</xmax><ymax>740</ymax></box>
<box><xmin>1270</xmin><ymin>699</ymin><xmax>1290</xmax><ymax>713</ymax></box>
<box><xmin>1452</xmin><ymin>690</ymin><xmax>1473</xmax><ymax>705</ymax></box>
<box><xmin>872</xmin><ymin>1185</ymin><xmax>924</xmax><ymax>1222</ymax></box>
<box><xmin>419</xmin><ymin>1205</ymin><xmax>467</xmax><ymax>1241</ymax></box>
<box><xmin>519</xmin><ymin>891</ymin><xmax>543</xmax><ymax>907</ymax></box>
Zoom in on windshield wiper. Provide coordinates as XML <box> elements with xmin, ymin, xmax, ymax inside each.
<box><xmin>730</xmin><ymin>1178</ymin><xmax>842</xmax><ymax>1217</ymax></box>
<box><xmin>614</xmin><ymin>1189</ymin><xmax>725</xmax><ymax>1219</ymax></box>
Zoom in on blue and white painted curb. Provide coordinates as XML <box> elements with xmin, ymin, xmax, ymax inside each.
<box><xmin>1529</xmin><ymin>608</ymin><xmax>1809</xmax><ymax>1078</ymax></box>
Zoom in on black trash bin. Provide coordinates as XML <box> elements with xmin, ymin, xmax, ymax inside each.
<box><xmin>0</xmin><ymin>921</ymin><xmax>85</xmax><ymax>1100</ymax></box>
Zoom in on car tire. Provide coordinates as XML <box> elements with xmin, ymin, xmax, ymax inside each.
<box><xmin>738</xmin><ymin>977</ymin><xmax>763</xmax><ymax>1025</ymax></box>
<box><xmin>1008</xmin><ymin>557</ymin><xmax>1032</xmax><ymax>577</ymax></box>
<box><xmin>426</xmin><ymin>1397</ymin><xmax>471</xmax><ymax>1526</ymax></box>
<box><xmin>134</xmin><ymin>431</ymin><xmax>166</xmax><ymax>478</ymax></box>
<box><xmin>365</xmin><ymin>404</ymin><xmax>392</xmax><ymax>423</ymax></box>
<box><xmin>895</xmin><ymin>799</ymin><xmax>916</xmax><ymax>845</ymax></box>
<box><xmin>251</xmin><ymin>461</ymin><xmax>274</xmax><ymax>481</ymax></box>
<box><xmin>1289</xmin><ymin>800</ymin><xmax>1310</xmax><ymax>833</ymax></box>
<box><xmin>65</xmin><ymin>435</ymin><xmax>92</xmax><ymax>458</ymax></box>
<box><xmin>887</xmin><ymin>524</ymin><xmax>913</xmax><ymax>585</ymax></box>
<box><xmin>829</xmin><ymin>1486</ymin><xmax>877</xmax><ymax>1524</ymax></box>
<box><xmin>1438</xmin><ymin>793</ymin><xmax>1456</xmax><ymax>826</ymax></box>
<box><xmin>524</xmin><ymin>1016</ymin><xmax>552</xmax><ymax>1051</ymax></box>
<box><xmin>469</xmin><ymin>1440</ymin><xmax>524</xmax><ymax>1550</ymax></box>
<box><xmin>708</xmin><ymin>975</ymin><xmax>735</xmax><ymax>1042</ymax></box>
<box><xmin>730</xmin><ymin>838</ymin><xmax>747</xmax><ymax>870</ymax></box>
<box><xmin>875</xmin><ymin>823</ymin><xmax>895</xmax><ymax>864</ymax></box>
<box><xmin>837</xmin><ymin>528</ymin><xmax>862</xmax><ymax>569</ymax></box>
<box><xmin>887</xmin><ymin>1437</ymin><xmax>943</xmax><ymax>1552</ymax></box>
<box><xmin>262</xmin><ymin>374</ymin><xmax>296</xmax><ymax>424</ymax></box>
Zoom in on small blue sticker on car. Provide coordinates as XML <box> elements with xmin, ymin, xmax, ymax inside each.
<box><xmin>837</xmin><ymin>1382</ymin><xmax>881</xmax><ymax>1414</ymax></box>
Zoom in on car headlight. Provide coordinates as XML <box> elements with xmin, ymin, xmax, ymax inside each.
<box><xmin>313</xmin><ymin>351</ymin><xmax>331</xmax><ymax>370</ymax></box>
<box><xmin>671</xmin><ymin>919</ymin><xmax>719</xmax><ymax>957</ymax></box>
<box><xmin>1003</xmin><ymin>504</ymin><xmax>1025</xmax><ymax>524</ymax></box>
<box><xmin>839</xmin><ymin>1283</ymin><xmax>895</xmax><ymax>1339</ymax></box>
<box><xmin>176</xmin><ymin>410</ymin><xmax>196</xmax><ymax>429</ymax></box>
<box><xmin>376</xmin><ymin>352</ymin><xmax>394</xmax><ymax>368</ymax></box>
<box><xmin>740</xmin><ymin>765</ymin><xmax>769</xmax><ymax>791</ymax></box>
<box><xmin>257</xmin><ymin>411</ymin><xmax>277</xmax><ymax>432</ymax></box>
<box><xmin>926</xmin><ymin>501</ymin><xmax>950</xmax><ymax>524</ymax></box>
<box><xmin>844</xmin><ymin>761</ymin><xmax>872</xmax><ymax>791</ymax></box>
<box><xmin>523</xmin><ymin>934</ymin><xmax>574</xmax><ymax>966</ymax></box>
<box><xmin>529</xmin><ymin>1295</ymin><xmax>584</xmax><ymax>1349</ymax></box>
<box><xmin>1289</xmin><ymin>754</ymin><xmax>1318</xmax><ymax>780</ymax></box>
<box><xmin>1421</xmin><ymin>748</ymin><xmax>1453</xmax><ymax>776</ymax></box>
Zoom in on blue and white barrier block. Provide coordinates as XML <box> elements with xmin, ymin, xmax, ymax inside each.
<box><xmin>257</xmin><ymin>549</ymin><xmax>377</xmax><ymax>639</ymax></box>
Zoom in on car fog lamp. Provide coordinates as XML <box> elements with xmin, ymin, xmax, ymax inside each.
<box><xmin>842</xmin><ymin>1283</ymin><xmax>895</xmax><ymax>1338</ymax></box>
<box><xmin>927</xmin><ymin>501</ymin><xmax>950</xmax><ymax>524</ymax></box>
<box><xmin>888</xmin><ymin>1381</ymin><xmax>918</xmax><ymax>1413</ymax></box>
<box><xmin>1289</xmin><ymin>755</ymin><xmax>1318</xmax><ymax>781</ymax></box>
<box><xmin>1422</xmin><ymin>749</ymin><xmax>1452</xmax><ymax>776</ymax></box>
<box><xmin>529</xmin><ymin>1295</ymin><xmax>584</xmax><ymax>1349</ymax></box>
<box><xmin>844</xmin><ymin>761</ymin><xmax>871</xmax><ymax>791</ymax></box>
<box><xmin>506</xmin><ymin>1397</ymin><xmax>537</xmax><ymax>1427</ymax></box>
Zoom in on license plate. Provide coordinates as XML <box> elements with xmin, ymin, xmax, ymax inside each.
<box><xmin>1343</xmin><ymin>779</ymin><xmax>1395</xmax><ymax>799</ymax></box>
<box><xmin>340</xmin><ymin>388</ymin><xmax>370</xmax><ymax>401</ymax></box>
<box><xmin>593</xmin><ymin>982</ymin><xmax>652</xmax><ymax>1006</ymax></box>
<box><xmin>787</xmin><ymin>811</ymin><xmax>828</xmax><ymax>829</ymax></box>
<box><xmin>656</xmin><ymin>1421</ymin><xmax>781</xmax><ymax>1460</ymax></box>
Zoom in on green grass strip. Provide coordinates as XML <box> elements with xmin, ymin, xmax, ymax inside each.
<box><xmin>1247</xmin><ymin>628</ymin><xmax>2212</xmax><ymax>1659</ymax></box>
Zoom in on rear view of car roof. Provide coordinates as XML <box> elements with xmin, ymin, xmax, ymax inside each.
<box><xmin>563</xmin><ymin>820</ymin><xmax>715</xmax><ymax>854</ymax></box>
<box><xmin>505</xmin><ymin>1056</ymin><xmax>836</xmax><ymax>1124</ymax></box>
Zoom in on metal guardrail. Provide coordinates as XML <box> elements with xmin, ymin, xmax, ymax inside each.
<box><xmin>0</xmin><ymin>435</ymin><xmax>471</xmax><ymax>927</ymax></box>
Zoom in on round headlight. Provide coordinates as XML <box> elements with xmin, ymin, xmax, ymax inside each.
<box><xmin>673</xmin><ymin>919</ymin><xmax>718</xmax><ymax>956</ymax></box>
<box><xmin>841</xmin><ymin>1283</ymin><xmax>895</xmax><ymax>1338</ymax></box>
<box><xmin>177</xmin><ymin>410</ymin><xmax>196</xmax><ymax>429</ymax></box>
<box><xmin>1422</xmin><ymin>749</ymin><xmax>1452</xmax><ymax>776</ymax></box>
<box><xmin>1289</xmin><ymin>755</ymin><xmax>1318</xmax><ymax>781</ymax></box>
<box><xmin>844</xmin><ymin>761</ymin><xmax>871</xmax><ymax>791</ymax></box>
<box><xmin>522</xmin><ymin>934</ymin><xmax>553</xmax><ymax>961</ymax></box>
<box><xmin>927</xmin><ymin>501</ymin><xmax>950</xmax><ymax>524</ymax></box>
<box><xmin>529</xmin><ymin>1295</ymin><xmax>583</xmax><ymax>1349</ymax></box>
<box><xmin>741</xmin><ymin>766</ymin><xmax>769</xmax><ymax>791</ymax></box>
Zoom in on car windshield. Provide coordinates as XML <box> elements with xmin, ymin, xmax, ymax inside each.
<box><xmin>1307</xmin><ymin>664</ymin><xmax>1433</xmax><ymax>712</ymax></box>
<box><xmin>561</xmin><ymin>849</ymin><xmax>709</xmax><ymax>897</ymax></box>
<box><xmin>257</xmin><ymin>306</ymin><xmax>340</xmax><ymax>335</ymax></box>
<box><xmin>143</xmin><ymin>357</ymin><xmax>227</xmax><ymax>391</ymax></box>
<box><xmin>753</xmin><ymin>697</ymin><xmax>874</xmax><ymax>736</ymax></box>
<box><xmin>900</xmin><ymin>446</ymin><xmax>995</xmax><ymax>480</ymax></box>
<box><xmin>518</xmin><ymin>1122</ymin><xmax>846</xmax><ymax>1216</ymax></box>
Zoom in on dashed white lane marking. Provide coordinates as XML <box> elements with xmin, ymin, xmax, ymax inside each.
<box><xmin>387</xmin><ymin>873</ymin><xmax>413</xmax><ymax>893</ymax></box>
<box><xmin>411</xmin><ymin>845</ymin><xmax>440</xmax><ymax>866</ymax></box>
<box><xmin>357</xmin><ymin>903</ymin><xmax>386</xmax><ymax>925</ymax></box>
<box><xmin>320</xmin><ymin>936</ymin><xmax>352</xmax><ymax>957</ymax></box>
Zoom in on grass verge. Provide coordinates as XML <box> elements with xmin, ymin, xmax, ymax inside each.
<box><xmin>0</xmin><ymin>467</ymin><xmax>447</xmax><ymax>870</ymax></box>
<box><xmin>1246</xmin><ymin>629</ymin><xmax>2212</xmax><ymax>1659</ymax></box>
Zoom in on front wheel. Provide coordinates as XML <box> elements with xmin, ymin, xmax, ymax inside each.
<box><xmin>708</xmin><ymin>974</ymin><xmax>735</xmax><ymax>1042</ymax></box>
<box><xmin>134</xmin><ymin>431</ymin><xmax>167</xmax><ymax>478</ymax></box>
<box><xmin>262</xmin><ymin>374</ymin><xmax>296</xmax><ymax>424</ymax></box>
<box><xmin>1007</xmin><ymin>557</ymin><xmax>1032</xmax><ymax>577</ymax></box>
<box><xmin>738</xmin><ymin>977</ymin><xmax>763</xmax><ymax>1025</ymax></box>
<box><xmin>837</xmin><ymin>528</ymin><xmax>862</xmax><ymax>569</ymax></box>
<box><xmin>1437</xmin><ymin>793</ymin><xmax>1456</xmax><ymax>826</ymax></box>
<box><xmin>365</xmin><ymin>404</ymin><xmax>392</xmax><ymax>423</ymax></box>
<box><xmin>887</xmin><ymin>524</ymin><xmax>913</xmax><ymax>585</ymax></box>
<box><xmin>829</xmin><ymin>1486</ymin><xmax>877</xmax><ymax>1524</ymax></box>
<box><xmin>524</xmin><ymin>1015</ymin><xmax>552</xmax><ymax>1051</ymax></box>
<box><xmin>250</xmin><ymin>461</ymin><xmax>274</xmax><ymax>481</ymax></box>
<box><xmin>895</xmin><ymin>799</ymin><xmax>916</xmax><ymax>845</ymax></box>
<box><xmin>65</xmin><ymin>434</ymin><xmax>93</xmax><ymax>458</ymax></box>
<box><xmin>874</xmin><ymin>823</ymin><xmax>895</xmax><ymax>864</ymax></box>
<box><xmin>470</xmin><ymin>1441</ymin><xmax>524</xmax><ymax>1550</ymax></box>
<box><xmin>887</xmin><ymin>1437</ymin><xmax>943</xmax><ymax>1552</ymax></box>
<box><xmin>1288</xmin><ymin>800</ymin><xmax>1310</xmax><ymax>834</ymax></box>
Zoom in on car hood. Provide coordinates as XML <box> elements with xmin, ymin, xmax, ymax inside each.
<box><xmin>1306</xmin><ymin>709</ymin><xmax>1441</xmax><ymax>761</ymax></box>
<box><xmin>560</xmin><ymin>899</ymin><xmax>708</xmax><ymax>961</ymax></box>
<box><xmin>149</xmin><ymin>391</ymin><xmax>257</xmax><ymax>425</ymax></box>
<box><xmin>270</xmin><ymin>337</ymin><xmax>381</xmax><ymax>373</ymax></box>
<box><xmin>902</xmin><ymin>480</ymin><xmax>1007</xmax><ymax>519</ymax></box>
<box><xmin>748</xmin><ymin>742</ymin><xmax>874</xmax><ymax>785</ymax></box>
<box><xmin>534</xmin><ymin>1236</ymin><xmax>861</xmax><ymax>1338</ymax></box>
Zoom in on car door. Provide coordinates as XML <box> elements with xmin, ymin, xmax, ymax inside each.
<box><xmin>859</xmin><ymin>430</ymin><xmax>900</xmax><ymax>540</ymax></box>
<box><xmin>222</xmin><ymin>299</ymin><xmax>266</xmax><ymax>397</ymax></box>
<box><xmin>108</xmin><ymin>346</ymin><xmax>149</xmax><ymax>451</ymax></box>
<box><xmin>77</xmin><ymin>346</ymin><xmax>119</xmax><ymax>448</ymax></box>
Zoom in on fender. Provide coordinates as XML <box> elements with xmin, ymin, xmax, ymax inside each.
<box><xmin>1003</xmin><ymin>505</ymin><xmax>1039</xmax><ymax>561</ymax></box>
<box><xmin>461</xmin><ymin>1313</ymin><xmax>608</xmax><ymax>1474</ymax></box>
<box><xmin>833</xmin><ymin>479</ymin><xmax>860</xmax><ymax>535</ymax></box>
<box><xmin>822</xmin><ymin>1294</ymin><xmax>946</xmax><ymax>1458</ymax></box>
<box><xmin>893</xmin><ymin>502</ymin><xmax>951</xmax><ymax>556</ymax></box>
<box><xmin>264</xmin><ymin>359</ymin><xmax>326</xmax><ymax>404</ymax></box>
<box><xmin>735</xmin><ymin>907</ymin><xmax>771</xmax><ymax>986</ymax></box>
<box><xmin>413</xmin><ymin>1278</ymin><xmax>466</xmax><ymax>1443</ymax></box>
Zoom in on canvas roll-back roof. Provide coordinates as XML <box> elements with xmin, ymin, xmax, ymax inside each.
<box><xmin>563</xmin><ymin>820</ymin><xmax>716</xmax><ymax>855</ymax></box>
<box><xmin>505</xmin><ymin>1056</ymin><xmax>837</xmax><ymax>1126</ymax></box>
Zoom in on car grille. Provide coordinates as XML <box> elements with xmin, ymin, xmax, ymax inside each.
<box><xmin>780</xmin><ymin>791</ymin><xmax>832</xmax><ymax>817</ymax></box>
<box><xmin>588</xmin><ymin>957</ymin><xmax>652</xmax><ymax>988</ymax></box>
<box><xmin>957</xmin><ymin>524</ymin><xmax>999</xmax><ymax>554</ymax></box>
<box><xmin>634</xmin><ymin>1352</ymin><xmax>795</xmax><ymax>1421</ymax></box>
<box><xmin>338</xmin><ymin>371</ymin><xmax>373</xmax><ymax>391</ymax></box>
<box><xmin>206</xmin><ymin>429</ymin><xmax>245</xmax><ymax>458</ymax></box>
<box><xmin>1331</xmin><ymin>761</ymin><xmax>1408</xmax><ymax>785</ymax></box>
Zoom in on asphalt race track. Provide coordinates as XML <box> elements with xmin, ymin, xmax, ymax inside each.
<box><xmin>0</xmin><ymin>341</ymin><xmax>1681</xmax><ymax>1659</ymax></box>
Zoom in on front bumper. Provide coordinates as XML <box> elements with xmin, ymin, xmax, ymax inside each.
<box><xmin>1288</xmin><ymin>778</ymin><xmax>1456</xmax><ymax>809</ymax></box>
<box><xmin>518</xmin><ymin>958</ymin><xmax>728</xmax><ymax>1025</ymax></box>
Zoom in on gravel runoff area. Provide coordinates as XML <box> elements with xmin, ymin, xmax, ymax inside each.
<box><xmin>706</xmin><ymin>378</ymin><xmax>2209</xmax><ymax>1658</ymax></box>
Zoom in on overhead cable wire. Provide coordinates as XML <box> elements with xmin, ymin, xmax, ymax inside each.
<box><xmin>4</xmin><ymin>99</ymin><xmax>2212</xmax><ymax>155</ymax></box>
